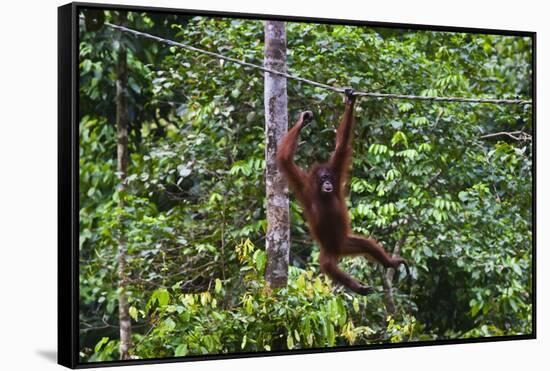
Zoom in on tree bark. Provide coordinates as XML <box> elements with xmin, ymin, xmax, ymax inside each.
<box><xmin>382</xmin><ymin>233</ymin><xmax>408</xmax><ymax>316</ymax></box>
<box><xmin>263</xmin><ymin>21</ymin><xmax>290</xmax><ymax>288</ymax></box>
<box><xmin>116</xmin><ymin>44</ymin><xmax>132</xmax><ymax>360</ymax></box>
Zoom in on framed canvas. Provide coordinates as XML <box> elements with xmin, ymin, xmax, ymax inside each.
<box><xmin>58</xmin><ymin>2</ymin><xmax>536</xmax><ymax>368</ymax></box>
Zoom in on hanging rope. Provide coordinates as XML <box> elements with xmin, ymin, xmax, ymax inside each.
<box><xmin>92</xmin><ymin>18</ymin><xmax>532</xmax><ymax>106</ymax></box>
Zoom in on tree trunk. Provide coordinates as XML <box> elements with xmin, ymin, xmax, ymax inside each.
<box><xmin>263</xmin><ymin>21</ymin><xmax>290</xmax><ymax>288</ymax></box>
<box><xmin>382</xmin><ymin>233</ymin><xmax>408</xmax><ymax>316</ymax></box>
<box><xmin>116</xmin><ymin>45</ymin><xmax>132</xmax><ymax>360</ymax></box>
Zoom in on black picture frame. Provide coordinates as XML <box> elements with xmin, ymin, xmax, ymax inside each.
<box><xmin>58</xmin><ymin>2</ymin><xmax>536</xmax><ymax>368</ymax></box>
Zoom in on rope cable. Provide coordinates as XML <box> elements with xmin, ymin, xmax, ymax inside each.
<box><xmin>86</xmin><ymin>18</ymin><xmax>532</xmax><ymax>106</ymax></box>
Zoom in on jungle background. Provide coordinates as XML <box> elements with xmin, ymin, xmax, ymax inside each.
<box><xmin>78</xmin><ymin>9</ymin><xmax>533</xmax><ymax>362</ymax></box>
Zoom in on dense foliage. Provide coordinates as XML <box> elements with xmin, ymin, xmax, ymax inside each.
<box><xmin>78</xmin><ymin>10</ymin><xmax>533</xmax><ymax>362</ymax></box>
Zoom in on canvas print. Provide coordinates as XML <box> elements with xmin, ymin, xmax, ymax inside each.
<box><xmin>74</xmin><ymin>5</ymin><xmax>533</xmax><ymax>365</ymax></box>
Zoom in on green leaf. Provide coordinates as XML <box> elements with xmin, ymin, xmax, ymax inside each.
<box><xmin>296</xmin><ymin>274</ymin><xmax>306</xmax><ymax>290</ymax></box>
<box><xmin>177</xmin><ymin>164</ymin><xmax>191</xmax><ymax>177</ymax></box>
<box><xmin>411</xmin><ymin>116</ymin><xmax>429</xmax><ymax>126</ymax></box>
<box><xmin>509</xmin><ymin>298</ymin><xmax>519</xmax><ymax>312</ymax></box>
<box><xmin>175</xmin><ymin>344</ymin><xmax>188</xmax><ymax>357</ymax></box>
<box><xmin>94</xmin><ymin>337</ymin><xmax>109</xmax><ymax>353</ymax></box>
<box><xmin>390</xmin><ymin>120</ymin><xmax>404</xmax><ymax>129</ymax></box>
<box><xmin>149</xmin><ymin>288</ymin><xmax>170</xmax><ymax>309</ymax></box>
<box><xmin>286</xmin><ymin>334</ymin><xmax>294</xmax><ymax>349</ymax></box>
<box><xmin>253</xmin><ymin>250</ymin><xmax>267</xmax><ymax>273</ymax></box>
<box><xmin>246</xmin><ymin>111</ymin><xmax>256</xmax><ymax>122</ymax></box>
<box><xmin>397</xmin><ymin>103</ymin><xmax>413</xmax><ymax>112</ymax></box>
<box><xmin>164</xmin><ymin>318</ymin><xmax>176</xmax><ymax>331</ymax></box>
<box><xmin>353</xmin><ymin>298</ymin><xmax>360</xmax><ymax>313</ymax></box>
<box><xmin>327</xmin><ymin>323</ymin><xmax>335</xmax><ymax>346</ymax></box>
<box><xmin>215</xmin><ymin>278</ymin><xmax>222</xmax><ymax>294</ymax></box>
<box><xmin>423</xmin><ymin>246</ymin><xmax>433</xmax><ymax>257</ymax></box>
<box><xmin>129</xmin><ymin>306</ymin><xmax>138</xmax><ymax>322</ymax></box>
<box><xmin>391</xmin><ymin>131</ymin><xmax>408</xmax><ymax>148</ymax></box>
<box><xmin>511</xmin><ymin>263</ymin><xmax>522</xmax><ymax>276</ymax></box>
<box><xmin>470</xmin><ymin>301</ymin><xmax>482</xmax><ymax>317</ymax></box>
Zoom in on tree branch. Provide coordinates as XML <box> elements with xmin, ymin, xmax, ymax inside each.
<box><xmin>480</xmin><ymin>131</ymin><xmax>532</xmax><ymax>141</ymax></box>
